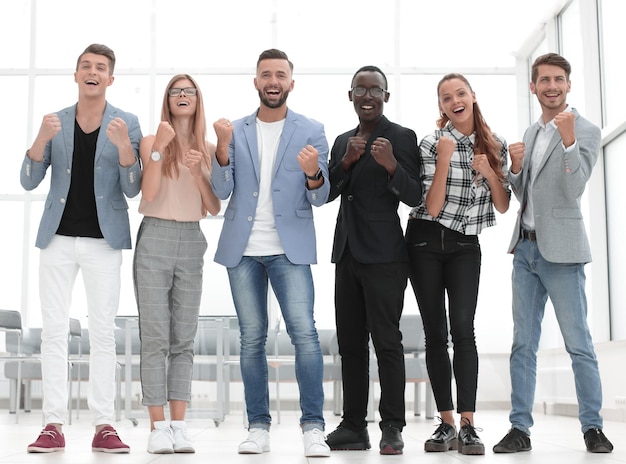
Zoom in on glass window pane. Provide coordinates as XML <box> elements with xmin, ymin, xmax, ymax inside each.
<box><xmin>0</xmin><ymin>0</ymin><xmax>30</xmax><ymax>68</ymax></box>
<box><xmin>600</xmin><ymin>0</ymin><xmax>626</xmax><ymax>127</ymax></box>
<box><xmin>559</xmin><ymin>0</ymin><xmax>586</xmax><ymax>116</ymax></box>
<box><xmin>34</xmin><ymin>0</ymin><xmax>150</xmax><ymax>69</ymax></box>
<box><xmin>605</xmin><ymin>132</ymin><xmax>626</xmax><ymax>340</ymax></box>
<box><xmin>2</xmin><ymin>76</ymin><xmax>29</xmax><ymax>194</ymax></box>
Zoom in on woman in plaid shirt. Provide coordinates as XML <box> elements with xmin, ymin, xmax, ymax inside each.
<box><xmin>405</xmin><ymin>73</ymin><xmax>510</xmax><ymax>456</ymax></box>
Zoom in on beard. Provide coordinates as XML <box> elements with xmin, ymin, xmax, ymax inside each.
<box><xmin>258</xmin><ymin>87</ymin><xmax>290</xmax><ymax>109</ymax></box>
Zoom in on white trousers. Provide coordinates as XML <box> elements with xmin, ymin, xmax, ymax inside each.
<box><xmin>39</xmin><ymin>235</ymin><xmax>121</xmax><ymax>426</ymax></box>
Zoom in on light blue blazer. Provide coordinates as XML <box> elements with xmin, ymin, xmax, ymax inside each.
<box><xmin>20</xmin><ymin>102</ymin><xmax>142</xmax><ymax>250</ymax></box>
<box><xmin>507</xmin><ymin>108</ymin><xmax>600</xmax><ymax>264</ymax></box>
<box><xmin>212</xmin><ymin>108</ymin><xmax>330</xmax><ymax>268</ymax></box>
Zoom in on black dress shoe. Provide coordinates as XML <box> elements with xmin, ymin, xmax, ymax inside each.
<box><xmin>325</xmin><ymin>425</ymin><xmax>370</xmax><ymax>450</ymax></box>
<box><xmin>379</xmin><ymin>426</ymin><xmax>403</xmax><ymax>455</ymax></box>
<box><xmin>424</xmin><ymin>420</ymin><xmax>457</xmax><ymax>452</ymax></box>
<box><xmin>457</xmin><ymin>417</ymin><xmax>484</xmax><ymax>455</ymax></box>
<box><xmin>584</xmin><ymin>428</ymin><xmax>613</xmax><ymax>453</ymax></box>
<box><xmin>493</xmin><ymin>428</ymin><xmax>531</xmax><ymax>453</ymax></box>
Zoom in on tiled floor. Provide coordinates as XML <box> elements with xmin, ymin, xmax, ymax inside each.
<box><xmin>1</xmin><ymin>407</ymin><xmax>625</xmax><ymax>463</ymax></box>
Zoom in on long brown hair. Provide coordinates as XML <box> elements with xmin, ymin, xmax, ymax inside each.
<box><xmin>436</xmin><ymin>73</ymin><xmax>504</xmax><ymax>182</ymax></box>
<box><xmin>160</xmin><ymin>74</ymin><xmax>209</xmax><ymax>178</ymax></box>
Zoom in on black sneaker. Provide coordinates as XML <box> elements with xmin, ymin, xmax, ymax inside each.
<box><xmin>584</xmin><ymin>428</ymin><xmax>613</xmax><ymax>453</ymax></box>
<box><xmin>379</xmin><ymin>426</ymin><xmax>403</xmax><ymax>455</ymax></box>
<box><xmin>457</xmin><ymin>417</ymin><xmax>484</xmax><ymax>455</ymax></box>
<box><xmin>325</xmin><ymin>425</ymin><xmax>370</xmax><ymax>450</ymax></box>
<box><xmin>493</xmin><ymin>428</ymin><xmax>531</xmax><ymax>453</ymax></box>
<box><xmin>424</xmin><ymin>419</ymin><xmax>457</xmax><ymax>452</ymax></box>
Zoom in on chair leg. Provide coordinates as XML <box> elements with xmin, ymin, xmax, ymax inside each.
<box><xmin>24</xmin><ymin>379</ymin><xmax>32</xmax><ymax>412</ymax></box>
<box><xmin>333</xmin><ymin>380</ymin><xmax>342</xmax><ymax>416</ymax></box>
<box><xmin>114</xmin><ymin>363</ymin><xmax>121</xmax><ymax>422</ymax></box>
<box><xmin>414</xmin><ymin>382</ymin><xmax>422</xmax><ymax>416</ymax></box>
<box><xmin>15</xmin><ymin>362</ymin><xmax>22</xmax><ymax>423</ymax></box>
<box><xmin>9</xmin><ymin>379</ymin><xmax>17</xmax><ymax>414</ymax></box>
<box><xmin>425</xmin><ymin>382</ymin><xmax>435</xmax><ymax>419</ymax></box>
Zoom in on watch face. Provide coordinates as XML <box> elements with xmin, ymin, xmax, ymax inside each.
<box><xmin>150</xmin><ymin>150</ymin><xmax>161</xmax><ymax>161</ymax></box>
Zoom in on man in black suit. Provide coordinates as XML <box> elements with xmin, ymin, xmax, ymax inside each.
<box><xmin>324</xmin><ymin>65</ymin><xmax>422</xmax><ymax>455</ymax></box>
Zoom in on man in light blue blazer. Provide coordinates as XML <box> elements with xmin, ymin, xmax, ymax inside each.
<box><xmin>20</xmin><ymin>44</ymin><xmax>140</xmax><ymax>454</ymax></box>
<box><xmin>211</xmin><ymin>49</ymin><xmax>330</xmax><ymax>458</ymax></box>
<box><xmin>494</xmin><ymin>53</ymin><xmax>613</xmax><ymax>454</ymax></box>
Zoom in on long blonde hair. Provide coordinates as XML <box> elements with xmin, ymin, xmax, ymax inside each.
<box><xmin>160</xmin><ymin>74</ymin><xmax>209</xmax><ymax>178</ymax></box>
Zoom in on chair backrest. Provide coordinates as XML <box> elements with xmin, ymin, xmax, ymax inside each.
<box><xmin>69</xmin><ymin>318</ymin><xmax>82</xmax><ymax>338</ymax></box>
<box><xmin>399</xmin><ymin>314</ymin><xmax>426</xmax><ymax>353</ymax></box>
<box><xmin>0</xmin><ymin>309</ymin><xmax>23</xmax><ymax>333</ymax></box>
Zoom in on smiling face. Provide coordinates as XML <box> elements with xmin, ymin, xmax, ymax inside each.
<box><xmin>530</xmin><ymin>63</ymin><xmax>570</xmax><ymax>119</ymax></box>
<box><xmin>73</xmin><ymin>52</ymin><xmax>114</xmax><ymax>98</ymax></box>
<box><xmin>438</xmin><ymin>77</ymin><xmax>476</xmax><ymax>134</ymax></box>
<box><xmin>254</xmin><ymin>58</ymin><xmax>294</xmax><ymax>109</ymax></box>
<box><xmin>168</xmin><ymin>78</ymin><xmax>197</xmax><ymax>116</ymax></box>
<box><xmin>349</xmin><ymin>70</ymin><xmax>389</xmax><ymax>124</ymax></box>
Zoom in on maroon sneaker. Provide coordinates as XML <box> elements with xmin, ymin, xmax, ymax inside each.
<box><xmin>27</xmin><ymin>424</ymin><xmax>65</xmax><ymax>453</ymax></box>
<box><xmin>92</xmin><ymin>425</ymin><xmax>130</xmax><ymax>453</ymax></box>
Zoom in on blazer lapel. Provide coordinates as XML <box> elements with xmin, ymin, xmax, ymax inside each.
<box><xmin>350</xmin><ymin>116</ymin><xmax>391</xmax><ymax>183</ymax></box>
<box><xmin>243</xmin><ymin>112</ymin><xmax>261</xmax><ymax>184</ymax></box>
<box><xmin>61</xmin><ymin>106</ymin><xmax>77</xmax><ymax>170</ymax></box>
<box><xmin>96</xmin><ymin>102</ymin><xmax>113</xmax><ymax>162</ymax></box>
<box><xmin>274</xmin><ymin>110</ymin><xmax>297</xmax><ymax>179</ymax></box>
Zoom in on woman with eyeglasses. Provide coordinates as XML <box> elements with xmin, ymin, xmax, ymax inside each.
<box><xmin>133</xmin><ymin>74</ymin><xmax>220</xmax><ymax>454</ymax></box>
<box><xmin>405</xmin><ymin>73</ymin><xmax>510</xmax><ymax>455</ymax></box>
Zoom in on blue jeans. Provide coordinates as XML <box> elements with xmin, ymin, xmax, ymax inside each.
<box><xmin>509</xmin><ymin>238</ymin><xmax>604</xmax><ymax>435</ymax></box>
<box><xmin>227</xmin><ymin>255</ymin><xmax>325</xmax><ymax>431</ymax></box>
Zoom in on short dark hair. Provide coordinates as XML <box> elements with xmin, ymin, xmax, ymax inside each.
<box><xmin>76</xmin><ymin>43</ymin><xmax>116</xmax><ymax>75</ymax></box>
<box><xmin>531</xmin><ymin>52</ymin><xmax>571</xmax><ymax>83</ymax></box>
<box><xmin>257</xmin><ymin>48</ymin><xmax>293</xmax><ymax>72</ymax></box>
<box><xmin>351</xmin><ymin>65</ymin><xmax>388</xmax><ymax>90</ymax></box>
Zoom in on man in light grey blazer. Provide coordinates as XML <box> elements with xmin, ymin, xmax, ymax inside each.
<box><xmin>494</xmin><ymin>53</ymin><xmax>613</xmax><ymax>454</ymax></box>
<box><xmin>211</xmin><ymin>49</ymin><xmax>330</xmax><ymax>458</ymax></box>
<box><xmin>20</xmin><ymin>44</ymin><xmax>141</xmax><ymax>454</ymax></box>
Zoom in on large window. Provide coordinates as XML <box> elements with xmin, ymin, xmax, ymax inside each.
<box><xmin>0</xmin><ymin>0</ymin><xmax>617</xmax><ymax>350</ymax></box>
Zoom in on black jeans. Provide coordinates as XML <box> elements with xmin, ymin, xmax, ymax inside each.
<box><xmin>405</xmin><ymin>219</ymin><xmax>481</xmax><ymax>413</ymax></box>
<box><xmin>334</xmin><ymin>248</ymin><xmax>408</xmax><ymax>431</ymax></box>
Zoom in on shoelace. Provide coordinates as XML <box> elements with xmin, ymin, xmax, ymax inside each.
<box><xmin>39</xmin><ymin>429</ymin><xmax>58</xmax><ymax>439</ymax></box>
<box><xmin>307</xmin><ymin>429</ymin><xmax>326</xmax><ymax>444</ymax></box>
<box><xmin>432</xmin><ymin>416</ymin><xmax>453</xmax><ymax>433</ymax></box>
<box><xmin>460</xmin><ymin>417</ymin><xmax>483</xmax><ymax>437</ymax></box>
<box><xmin>99</xmin><ymin>429</ymin><xmax>120</xmax><ymax>439</ymax></box>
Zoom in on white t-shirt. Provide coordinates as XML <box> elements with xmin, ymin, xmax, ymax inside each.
<box><xmin>244</xmin><ymin>118</ymin><xmax>286</xmax><ymax>256</ymax></box>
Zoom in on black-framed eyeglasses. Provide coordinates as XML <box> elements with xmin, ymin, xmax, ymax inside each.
<box><xmin>168</xmin><ymin>87</ymin><xmax>197</xmax><ymax>97</ymax></box>
<box><xmin>351</xmin><ymin>86</ymin><xmax>387</xmax><ymax>98</ymax></box>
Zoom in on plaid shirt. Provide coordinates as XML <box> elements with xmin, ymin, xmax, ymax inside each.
<box><xmin>409</xmin><ymin>123</ymin><xmax>510</xmax><ymax>235</ymax></box>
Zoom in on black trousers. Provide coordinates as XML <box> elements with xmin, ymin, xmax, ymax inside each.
<box><xmin>405</xmin><ymin>219</ymin><xmax>481</xmax><ymax>413</ymax></box>
<box><xmin>334</xmin><ymin>248</ymin><xmax>408</xmax><ymax>431</ymax></box>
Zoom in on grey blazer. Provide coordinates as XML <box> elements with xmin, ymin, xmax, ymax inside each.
<box><xmin>20</xmin><ymin>102</ymin><xmax>142</xmax><ymax>250</ymax></box>
<box><xmin>507</xmin><ymin>108</ymin><xmax>600</xmax><ymax>264</ymax></box>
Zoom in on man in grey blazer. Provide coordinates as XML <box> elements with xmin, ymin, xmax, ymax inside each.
<box><xmin>211</xmin><ymin>49</ymin><xmax>330</xmax><ymax>458</ymax></box>
<box><xmin>20</xmin><ymin>44</ymin><xmax>141</xmax><ymax>454</ymax></box>
<box><xmin>494</xmin><ymin>53</ymin><xmax>613</xmax><ymax>454</ymax></box>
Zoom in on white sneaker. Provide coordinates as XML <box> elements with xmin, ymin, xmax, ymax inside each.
<box><xmin>238</xmin><ymin>428</ymin><xmax>270</xmax><ymax>454</ymax></box>
<box><xmin>303</xmin><ymin>428</ymin><xmax>331</xmax><ymax>457</ymax></box>
<box><xmin>171</xmin><ymin>420</ymin><xmax>195</xmax><ymax>453</ymax></box>
<box><xmin>147</xmin><ymin>421</ymin><xmax>174</xmax><ymax>454</ymax></box>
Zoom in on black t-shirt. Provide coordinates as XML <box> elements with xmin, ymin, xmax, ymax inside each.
<box><xmin>56</xmin><ymin>120</ymin><xmax>104</xmax><ymax>239</ymax></box>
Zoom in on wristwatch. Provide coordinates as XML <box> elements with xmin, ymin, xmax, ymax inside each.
<box><xmin>306</xmin><ymin>169</ymin><xmax>323</xmax><ymax>181</ymax></box>
<box><xmin>150</xmin><ymin>150</ymin><xmax>162</xmax><ymax>162</ymax></box>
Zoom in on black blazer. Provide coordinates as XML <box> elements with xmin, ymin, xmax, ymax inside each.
<box><xmin>328</xmin><ymin>116</ymin><xmax>422</xmax><ymax>264</ymax></box>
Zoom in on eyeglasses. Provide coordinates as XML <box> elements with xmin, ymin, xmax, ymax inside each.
<box><xmin>168</xmin><ymin>87</ymin><xmax>197</xmax><ymax>97</ymax></box>
<box><xmin>351</xmin><ymin>86</ymin><xmax>387</xmax><ymax>98</ymax></box>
